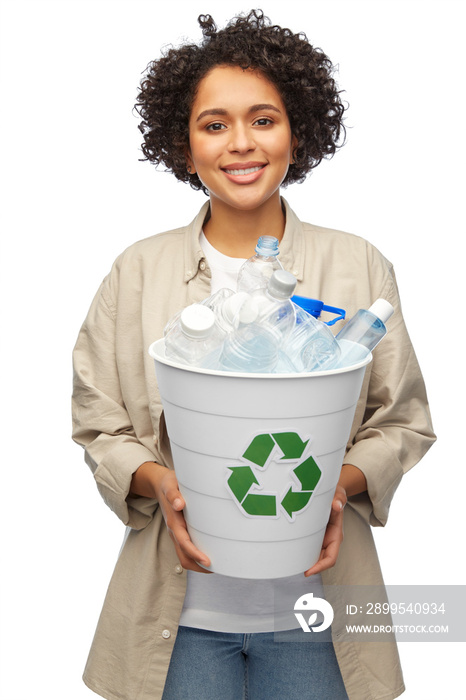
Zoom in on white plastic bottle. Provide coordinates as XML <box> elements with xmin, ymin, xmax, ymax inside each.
<box><xmin>164</xmin><ymin>303</ymin><xmax>224</xmax><ymax>367</ymax></box>
<box><xmin>335</xmin><ymin>298</ymin><xmax>394</xmax><ymax>367</ymax></box>
<box><xmin>236</xmin><ymin>235</ymin><xmax>283</xmax><ymax>292</ymax></box>
<box><xmin>284</xmin><ymin>303</ymin><xmax>341</xmax><ymax>371</ymax></box>
<box><xmin>252</xmin><ymin>269</ymin><xmax>297</xmax><ymax>345</ymax></box>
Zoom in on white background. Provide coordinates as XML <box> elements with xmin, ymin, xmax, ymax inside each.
<box><xmin>1</xmin><ymin>0</ymin><xmax>464</xmax><ymax>698</ymax></box>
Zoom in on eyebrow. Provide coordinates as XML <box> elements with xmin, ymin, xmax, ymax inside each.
<box><xmin>196</xmin><ymin>103</ymin><xmax>282</xmax><ymax>122</ymax></box>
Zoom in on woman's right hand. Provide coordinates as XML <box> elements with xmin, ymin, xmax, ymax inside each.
<box><xmin>131</xmin><ymin>462</ymin><xmax>212</xmax><ymax>573</ymax></box>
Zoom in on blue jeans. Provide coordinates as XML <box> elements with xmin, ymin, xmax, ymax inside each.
<box><xmin>162</xmin><ymin>626</ymin><xmax>348</xmax><ymax>700</ymax></box>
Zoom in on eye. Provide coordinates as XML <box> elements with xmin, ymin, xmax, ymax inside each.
<box><xmin>206</xmin><ymin>122</ymin><xmax>227</xmax><ymax>132</ymax></box>
<box><xmin>254</xmin><ymin>117</ymin><xmax>274</xmax><ymax>127</ymax></box>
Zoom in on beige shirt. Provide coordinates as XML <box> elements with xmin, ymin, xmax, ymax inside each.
<box><xmin>72</xmin><ymin>199</ymin><xmax>436</xmax><ymax>700</ymax></box>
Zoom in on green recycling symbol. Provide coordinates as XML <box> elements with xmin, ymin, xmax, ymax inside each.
<box><xmin>226</xmin><ymin>432</ymin><xmax>321</xmax><ymax>521</ymax></box>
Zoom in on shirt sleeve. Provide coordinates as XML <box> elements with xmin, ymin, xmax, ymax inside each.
<box><xmin>72</xmin><ymin>273</ymin><xmax>160</xmax><ymax>530</ymax></box>
<box><xmin>344</xmin><ymin>265</ymin><xmax>436</xmax><ymax>528</ymax></box>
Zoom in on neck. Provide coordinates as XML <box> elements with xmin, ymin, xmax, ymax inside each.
<box><xmin>203</xmin><ymin>194</ymin><xmax>286</xmax><ymax>258</ymax></box>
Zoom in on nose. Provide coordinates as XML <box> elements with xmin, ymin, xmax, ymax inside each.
<box><xmin>228</xmin><ymin>123</ymin><xmax>256</xmax><ymax>154</ymax></box>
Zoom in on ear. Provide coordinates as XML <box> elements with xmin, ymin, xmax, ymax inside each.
<box><xmin>185</xmin><ymin>148</ymin><xmax>197</xmax><ymax>175</ymax></box>
<box><xmin>290</xmin><ymin>134</ymin><xmax>298</xmax><ymax>164</ymax></box>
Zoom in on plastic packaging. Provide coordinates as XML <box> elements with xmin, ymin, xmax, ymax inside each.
<box><xmin>218</xmin><ymin>323</ymin><xmax>279</xmax><ymax>373</ymax></box>
<box><xmin>283</xmin><ymin>304</ymin><xmax>341</xmax><ymax>371</ymax></box>
<box><xmin>206</xmin><ymin>271</ymin><xmax>298</xmax><ymax>373</ymax></box>
<box><xmin>251</xmin><ymin>269</ymin><xmax>297</xmax><ymax>346</ymax></box>
<box><xmin>236</xmin><ymin>235</ymin><xmax>283</xmax><ymax>292</ymax></box>
<box><xmin>336</xmin><ymin>298</ymin><xmax>394</xmax><ymax>367</ymax></box>
<box><xmin>203</xmin><ymin>289</ymin><xmax>259</xmax><ymax>334</ymax></box>
<box><xmin>164</xmin><ymin>303</ymin><xmax>224</xmax><ymax>366</ymax></box>
<box><xmin>291</xmin><ymin>295</ymin><xmax>346</xmax><ymax>326</ymax></box>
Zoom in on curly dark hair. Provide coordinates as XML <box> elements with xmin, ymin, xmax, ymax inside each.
<box><xmin>135</xmin><ymin>9</ymin><xmax>346</xmax><ymax>192</ymax></box>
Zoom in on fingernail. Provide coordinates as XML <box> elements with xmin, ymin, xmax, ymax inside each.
<box><xmin>173</xmin><ymin>498</ymin><xmax>183</xmax><ymax>509</ymax></box>
<box><xmin>336</xmin><ymin>500</ymin><xmax>344</xmax><ymax>511</ymax></box>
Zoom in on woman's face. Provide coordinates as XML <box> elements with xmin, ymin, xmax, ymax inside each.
<box><xmin>187</xmin><ymin>65</ymin><xmax>297</xmax><ymax>213</ymax></box>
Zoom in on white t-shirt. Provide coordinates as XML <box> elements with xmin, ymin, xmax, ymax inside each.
<box><xmin>198</xmin><ymin>230</ymin><xmax>246</xmax><ymax>291</ymax></box>
<box><xmin>178</xmin><ymin>233</ymin><xmax>323</xmax><ymax>633</ymax></box>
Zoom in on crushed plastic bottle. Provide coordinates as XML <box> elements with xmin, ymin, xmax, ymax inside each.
<box><xmin>283</xmin><ymin>304</ymin><xmax>341</xmax><ymax>371</ymax></box>
<box><xmin>236</xmin><ymin>235</ymin><xmax>283</xmax><ymax>293</ymax></box>
<box><xmin>203</xmin><ymin>289</ymin><xmax>259</xmax><ymax>334</ymax></box>
<box><xmin>218</xmin><ymin>322</ymin><xmax>279</xmax><ymax>373</ymax></box>
<box><xmin>251</xmin><ymin>269</ymin><xmax>297</xmax><ymax>346</ymax></box>
<box><xmin>161</xmin><ymin>279</ymin><xmax>388</xmax><ymax>375</ymax></box>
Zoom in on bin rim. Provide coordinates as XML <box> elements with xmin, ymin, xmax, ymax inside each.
<box><xmin>148</xmin><ymin>338</ymin><xmax>372</xmax><ymax>379</ymax></box>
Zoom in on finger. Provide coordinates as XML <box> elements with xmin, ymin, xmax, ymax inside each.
<box><xmin>304</xmin><ymin>510</ymin><xmax>344</xmax><ymax>577</ymax></box>
<box><xmin>172</xmin><ymin>543</ymin><xmax>212</xmax><ymax>573</ymax></box>
<box><xmin>175</xmin><ymin>529</ymin><xmax>211</xmax><ymax>568</ymax></box>
<box><xmin>164</xmin><ymin>485</ymin><xmax>186</xmax><ymax>511</ymax></box>
<box><xmin>167</xmin><ymin>510</ymin><xmax>211</xmax><ymax>568</ymax></box>
<box><xmin>332</xmin><ymin>489</ymin><xmax>347</xmax><ymax>514</ymax></box>
<box><xmin>304</xmin><ymin>538</ymin><xmax>340</xmax><ymax>577</ymax></box>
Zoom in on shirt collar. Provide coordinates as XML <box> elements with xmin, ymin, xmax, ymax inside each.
<box><xmin>183</xmin><ymin>197</ymin><xmax>304</xmax><ymax>282</ymax></box>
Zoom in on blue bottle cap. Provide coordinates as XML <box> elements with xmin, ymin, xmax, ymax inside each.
<box><xmin>291</xmin><ymin>295</ymin><xmax>324</xmax><ymax>317</ymax></box>
<box><xmin>291</xmin><ymin>295</ymin><xmax>346</xmax><ymax>326</ymax></box>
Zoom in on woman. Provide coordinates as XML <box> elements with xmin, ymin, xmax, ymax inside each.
<box><xmin>72</xmin><ymin>10</ymin><xmax>435</xmax><ymax>699</ymax></box>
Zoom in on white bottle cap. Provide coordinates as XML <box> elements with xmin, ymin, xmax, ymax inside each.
<box><xmin>268</xmin><ymin>270</ymin><xmax>297</xmax><ymax>299</ymax></box>
<box><xmin>223</xmin><ymin>292</ymin><xmax>259</xmax><ymax>325</ymax></box>
<box><xmin>368</xmin><ymin>298</ymin><xmax>394</xmax><ymax>324</ymax></box>
<box><xmin>180</xmin><ymin>304</ymin><xmax>215</xmax><ymax>337</ymax></box>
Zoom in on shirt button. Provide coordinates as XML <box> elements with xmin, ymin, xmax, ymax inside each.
<box><xmin>162</xmin><ymin>629</ymin><xmax>171</xmax><ymax>639</ymax></box>
<box><xmin>175</xmin><ymin>564</ymin><xmax>183</xmax><ymax>574</ymax></box>
<box><xmin>293</xmin><ymin>270</ymin><xmax>299</xmax><ymax>276</ymax></box>
<box><xmin>199</xmin><ymin>260</ymin><xmax>206</xmax><ymax>271</ymax></box>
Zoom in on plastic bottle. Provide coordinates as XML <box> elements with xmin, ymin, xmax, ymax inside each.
<box><xmin>335</xmin><ymin>298</ymin><xmax>394</xmax><ymax>367</ymax></box>
<box><xmin>251</xmin><ymin>269</ymin><xmax>297</xmax><ymax>345</ymax></box>
<box><xmin>202</xmin><ymin>289</ymin><xmax>259</xmax><ymax>334</ymax></box>
<box><xmin>283</xmin><ymin>303</ymin><xmax>341</xmax><ymax>371</ymax></box>
<box><xmin>218</xmin><ymin>323</ymin><xmax>279</xmax><ymax>373</ymax></box>
<box><xmin>236</xmin><ymin>235</ymin><xmax>283</xmax><ymax>293</ymax></box>
<box><xmin>164</xmin><ymin>303</ymin><xmax>224</xmax><ymax>367</ymax></box>
<box><xmin>201</xmin><ymin>288</ymin><xmax>235</xmax><ymax>316</ymax></box>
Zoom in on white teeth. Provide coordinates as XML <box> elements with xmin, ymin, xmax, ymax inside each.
<box><xmin>225</xmin><ymin>166</ymin><xmax>263</xmax><ymax>175</ymax></box>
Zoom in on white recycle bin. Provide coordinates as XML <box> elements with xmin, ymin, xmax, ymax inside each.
<box><xmin>149</xmin><ymin>339</ymin><xmax>371</xmax><ymax>579</ymax></box>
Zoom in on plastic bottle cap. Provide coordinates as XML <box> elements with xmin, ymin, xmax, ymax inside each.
<box><xmin>267</xmin><ymin>270</ymin><xmax>297</xmax><ymax>299</ymax></box>
<box><xmin>223</xmin><ymin>293</ymin><xmax>250</xmax><ymax>324</ymax></box>
<box><xmin>291</xmin><ymin>295</ymin><xmax>324</xmax><ymax>318</ymax></box>
<box><xmin>237</xmin><ymin>297</ymin><xmax>259</xmax><ymax>324</ymax></box>
<box><xmin>255</xmin><ymin>236</ymin><xmax>280</xmax><ymax>256</ymax></box>
<box><xmin>180</xmin><ymin>304</ymin><xmax>215</xmax><ymax>337</ymax></box>
<box><xmin>368</xmin><ymin>298</ymin><xmax>394</xmax><ymax>324</ymax></box>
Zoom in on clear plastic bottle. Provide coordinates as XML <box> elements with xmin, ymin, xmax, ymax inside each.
<box><xmin>251</xmin><ymin>269</ymin><xmax>297</xmax><ymax>345</ymax></box>
<box><xmin>335</xmin><ymin>298</ymin><xmax>394</xmax><ymax>367</ymax></box>
<box><xmin>202</xmin><ymin>289</ymin><xmax>259</xmax><ymax>334</ymax></box>
<box><xmin>164</xmin><ymin>303</ymin><xmax>224</xmax><ymax>367</ymax></box>
<box><xmin>284</xmin><ymin>304</ymin><xmax>341</xmax><ymax>371</ymax></box>
<box><xmin>236</xmin><ymin>235</ymin><xmax>283</xmax><ymax>293</ymax></box>
<box><xmin>218</xmin><ymin>322</ymin><xmax>279</xmax><ymax>373</ymax></box>
<box><xmin>201</xmin><ymin>288</ymin><xmax>235</xmax><ymax>315</ymax></box>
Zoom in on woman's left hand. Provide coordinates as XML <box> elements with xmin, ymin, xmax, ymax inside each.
<box><xmin>303</xmin><ymin>484</ymin><xmax>347</xmax><ymax>577</ymax></box>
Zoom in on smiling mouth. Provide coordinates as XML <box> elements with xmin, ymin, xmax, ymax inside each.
<box><xmin>223</xmin><ymin>165</ymin><xmax>266</xmax><ymax>175</ymax></box>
